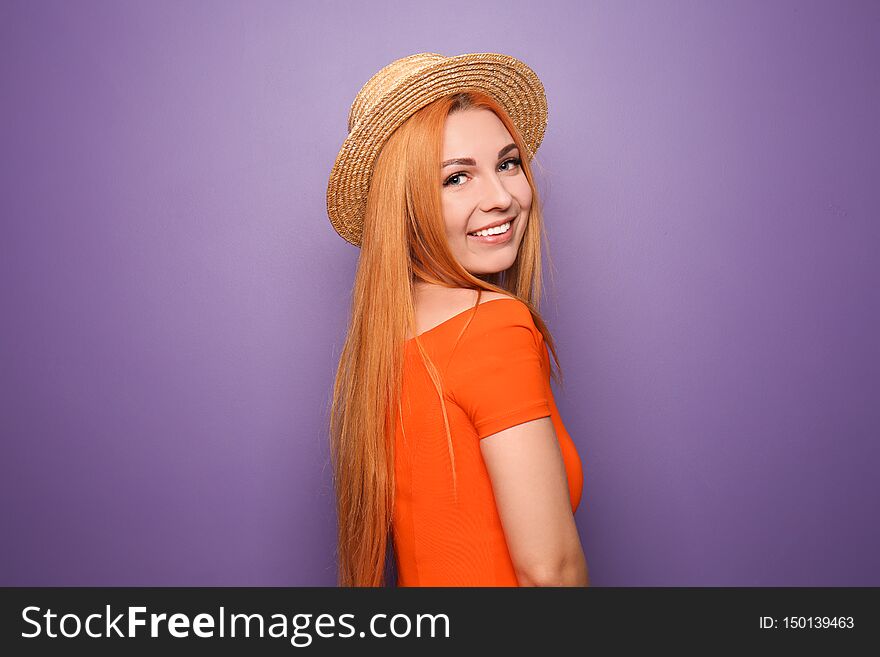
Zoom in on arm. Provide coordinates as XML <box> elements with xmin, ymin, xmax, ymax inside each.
<box><xmin>480</xmin><ymin>416</ymin><xmax>589</xmax><ymax>587</ymax></box>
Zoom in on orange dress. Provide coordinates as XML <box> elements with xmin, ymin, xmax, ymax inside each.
<box><xmin>392</xmin><ymin>296</ymin><xmax>584</xmax><ymax>586</ymax></box>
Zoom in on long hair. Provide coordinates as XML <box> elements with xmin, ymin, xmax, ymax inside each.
<box><xmin>328</xmin><ymin>90</ymin><xmax>563</xmax><ymax>586</ymax></box>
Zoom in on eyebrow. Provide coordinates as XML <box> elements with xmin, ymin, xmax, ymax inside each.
<box><xmin>441</xmin><ymin>143</ymin><xmax>519</xmax><ymax>168</ymax></box>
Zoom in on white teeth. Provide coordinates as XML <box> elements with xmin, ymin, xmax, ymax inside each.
<box><xmin>469</xmin><ymin>221</ymin><xmax>511</xmax><ymax>237</ymax></box>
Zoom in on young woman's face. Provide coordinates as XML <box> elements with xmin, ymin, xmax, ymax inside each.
<box><xmin>439</xmin><ymin>108</ymin><xmax>532</xmax><ymax>275</ymax></box>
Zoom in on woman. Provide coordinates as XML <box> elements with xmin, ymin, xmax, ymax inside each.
<box><xmin>326</xmin><ymin>52</ymin><xmax>588</xmax><ymax>587</ymax></box>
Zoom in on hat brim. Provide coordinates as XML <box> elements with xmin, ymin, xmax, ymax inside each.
<box><xmin>326</xmin><ymin>53</ymin><xmax>548</xmax><ymax>248</ymax></box>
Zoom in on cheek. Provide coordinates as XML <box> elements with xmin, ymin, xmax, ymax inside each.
<box><xmin>515</xmin><ymin>178</ymin><xmax>533</xmax><ymax>211</ymax></box>
<box><xmin>441</xmin><ymin>200</ymin><xmax>470</xmax><ymax>235</ymax></box>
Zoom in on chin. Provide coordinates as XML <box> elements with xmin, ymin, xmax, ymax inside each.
<box><xmin>466</xmin><ymin>254</ymin><xmax>518</xmax><ymax>276</ymax></box>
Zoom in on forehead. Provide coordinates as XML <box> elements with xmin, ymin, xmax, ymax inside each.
<box><xmin>442</xmin><ymin>109</ymin><xmax>513</xmax><ymax>154</ymax></box>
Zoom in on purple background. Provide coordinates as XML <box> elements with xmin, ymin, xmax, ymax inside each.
<box><xmin>2</xmin><ymin>0</ymin><xmax>877</xmax><ymax>586</ymax></box>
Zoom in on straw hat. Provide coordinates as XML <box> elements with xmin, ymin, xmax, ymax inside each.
<box><xmin>326</xmin><ymin>52</ymin><xmax>548</xmax><ymax>247</ymax></box>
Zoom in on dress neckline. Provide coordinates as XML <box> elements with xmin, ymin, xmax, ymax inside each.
<box><xmin>405</xmin><ymin>296</ymin><xmax>518</xmax><ymax>342</ymax></box>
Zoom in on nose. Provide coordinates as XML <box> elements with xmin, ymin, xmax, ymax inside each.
<box><xmin>478</xmin><ymin>169</ymin><xmax>515</xmax><ymax>213</ymax></box>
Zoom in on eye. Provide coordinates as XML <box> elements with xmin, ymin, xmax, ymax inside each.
<box><xmin>499</xmin><ymin>156</ymin><xmax>521</xmax><ymax>172</ymax></box>
<box><xmin>442</xmin><ymin>157</ymin><xmax>522</xmax><ymax>187</ymax></box>
<box><xmin>443</xmin><ymin>172</ymin><xmax>467</xmax><ymax>187</ymax></box>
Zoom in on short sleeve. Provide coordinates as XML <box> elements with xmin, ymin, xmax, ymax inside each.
<box><xmin>450</xmin><ymin>302</ymin><xmax>551</xmax><ymax>440</ymax></box>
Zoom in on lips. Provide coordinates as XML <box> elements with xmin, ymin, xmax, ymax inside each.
<box><xmin>467</xmin><ymin>215</ymin><xmax>517</xmax><ymax>235</ymax></box>
<box><xmin>466</xmin><ymin>216</ymin><xmax>516</xmax><ymax>245</ymax></box>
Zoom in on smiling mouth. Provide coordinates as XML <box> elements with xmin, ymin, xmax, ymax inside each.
<box><xmin>466</xmin><ymin>217</ymin><xmax>518</xmax><ymax>245</ymax></box>
<box><xmin>467</xmin><ymin>215</ymin><xmax>516</xmax><ymax>237</ymax></box>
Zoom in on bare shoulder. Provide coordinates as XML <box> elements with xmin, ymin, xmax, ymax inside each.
<box><xmin>410</xmin><ymin>285</ymin><xmax>515</xmax><ymax>338</ymax></box>
<box><xmin>475</xmin><ymin>290</ymin><xmax>514</xmax><ymax>303</ymax></box>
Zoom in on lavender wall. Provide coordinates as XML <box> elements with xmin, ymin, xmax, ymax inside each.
<box><xmin>2</xmin><ymin>0</ymin><xmax>877</xmax><ymax>586</ymax></box>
